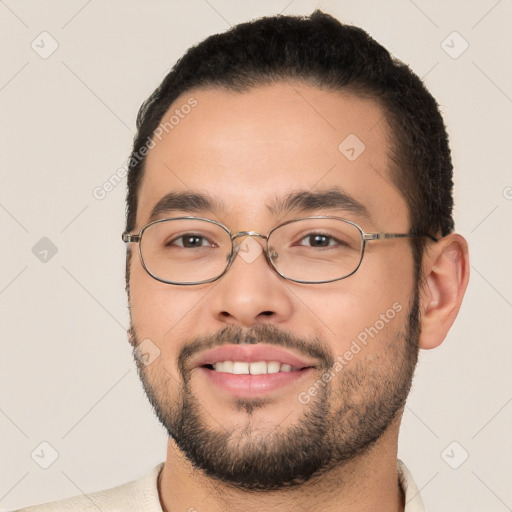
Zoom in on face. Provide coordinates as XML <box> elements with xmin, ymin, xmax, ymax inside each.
<box><xmin>127</xmin><ymin>82</ymin><xmax>420</xmax><ymax>490</ymax></box>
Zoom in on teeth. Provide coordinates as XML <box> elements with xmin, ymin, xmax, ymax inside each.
<box><xmin>211</xmin><ymin>360</ymin><xmax>300</xmax><ymax>374</ymax></box>
<box><xmin>233</xmin><ymin>362</ymin><xmax>250</xmax><ymax>374</ymax></box>
<box><xmin>249</xmin><ymin>361</ymin><xmax>267</xmax><ymax>375</ymax></box>
<box><xmin>267</xmin><ymin>361</ymin><xmax>281</xmax><ymax>374</ymax></box>
<box><xmin>222</xmin><ymin>361</ymin><xmax>234</xmax><ymax>373</ymax></box>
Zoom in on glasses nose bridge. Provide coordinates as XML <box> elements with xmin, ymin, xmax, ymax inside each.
<box><xmin>230</xmin><ymin>230</ymin><xmax>273</xmax><ymax>264</ymax></box>
<box><xmin>231</xmin><ymin>230</ymin><xmax>268</xmax><ymax>245</ymax></box>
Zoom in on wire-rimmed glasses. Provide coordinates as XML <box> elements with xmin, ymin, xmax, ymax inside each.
<box><xmin>122</xmin><ymin>216</ymin><xmax>438</xmax><ymax>285</ymax></box>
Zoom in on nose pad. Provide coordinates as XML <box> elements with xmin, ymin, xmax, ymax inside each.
<box><xmin>268</xmin><ymin>247</ymin><xmax>279</xmax><ymax>262</ymax></box>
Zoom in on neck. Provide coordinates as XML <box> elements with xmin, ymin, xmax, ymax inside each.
<box><xmin>158</xmin><ymin>422</ymin><xmax>404</xmax><ymax>512</ymax></box>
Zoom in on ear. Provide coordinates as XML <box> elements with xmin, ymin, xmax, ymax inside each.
<box><xmin>418</xmin><ymin>233</ymin><xmax>470</xmax><ymax>350</ymax></box>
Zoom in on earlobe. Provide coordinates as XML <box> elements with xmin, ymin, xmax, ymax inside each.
<box><xmin>418</xmin><ymin>234</ymin><xmax>470</xmax><ymax>350</ymax></box>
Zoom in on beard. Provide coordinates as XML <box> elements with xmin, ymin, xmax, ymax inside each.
<box><xmin>129</xmin><ymin>290</ymin><xmax>420</xmax><ymax>491</ymax></box>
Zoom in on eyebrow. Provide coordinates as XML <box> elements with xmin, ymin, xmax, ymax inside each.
<box><xmin>148</xmin><ymin>192</ymin><xmax>227</xmax><ymax>222</ymax></box>
<box><xmin>267</xmin><ymin>188</ymin><xmax>371</xmax><ymax>220</ymax></box>
<box><xmin>147</xmin><ymin>187</ymin><xmax>371</xmax><ymax>223</ymax></box>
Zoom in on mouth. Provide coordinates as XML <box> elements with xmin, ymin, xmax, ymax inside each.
<box><xmin>193</xmin><ymin>345</ymin><xmax>318</xmax><ymax>398</ymax></box>
<box><xmin>202</xmin><ymin>360</ymin><xmax>312</xmax><ymax>374</ymax></box>
<box><xmin>193</xmin><ymin>344</ymin><xmax>317</xmax><ymax>372</ymax></box>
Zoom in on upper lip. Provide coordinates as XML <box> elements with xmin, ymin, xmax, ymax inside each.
<box><xmin>192</xmin><ymin>344</ymin><xmax>318</xmax><ymax>369</ymax></box>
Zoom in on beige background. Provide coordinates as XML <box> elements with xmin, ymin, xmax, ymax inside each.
<box><xmin>1</xmin><ymin>1</ymin><xmax>511</xmax><ymax>510</ymax></box>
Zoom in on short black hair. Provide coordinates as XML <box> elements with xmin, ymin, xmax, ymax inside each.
<box><xmin>125</xmin><ymin>10</ymin><xmax>454</xmax><ymax>274</ymax></box>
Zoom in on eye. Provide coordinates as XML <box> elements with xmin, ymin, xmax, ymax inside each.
<box><xmin>168</xmin><ymin>234</ymin><xmax>216</xmax><ymax>248</ymax></box>
<box><xmin>296</xmin><ymin>233</ymin><xmax>342</xmax><ymax>248</ymax></box>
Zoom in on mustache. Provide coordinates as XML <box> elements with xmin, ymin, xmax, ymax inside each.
<box><xmin>178</xmin><ymin>324</ymin><xmax>334</xmax><ymax>378</ymax></box>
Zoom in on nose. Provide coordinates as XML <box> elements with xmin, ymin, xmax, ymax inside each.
<box><xmin>208</xmin><ymin>234</ymin><xmax>295</xmax><ymax>328</ymax></box>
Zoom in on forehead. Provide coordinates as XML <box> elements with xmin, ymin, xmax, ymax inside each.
<box><xmin>136</xmin><ymin>82</ymin><xmax>408</xmax><ymax>231</ymax></box>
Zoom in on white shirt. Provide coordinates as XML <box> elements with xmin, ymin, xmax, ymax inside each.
<box><xmin>13</xmin><ymin>460</ymin><xmax>426</xmax><ymax>511</ymax></box>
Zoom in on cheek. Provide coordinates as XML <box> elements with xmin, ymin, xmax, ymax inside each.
<box><xmin>129</xmin><ymin>258</ymin><xmax>189</xmax><ymax>352</ymax></box>
<box><xmin>296</xmin><ymin>247</ymin><xmax>415</xmax><ymax>355</ymax></box>
<box><xmin>297</xmin><ymin>287</ymin><xmax>406</xmax><ymax>352</ymax></box>
<box><xmin>358</xmin><ymin>241</ymin><xmax>416</xmax><ymax>297</ymax></box>
<box><xmin>129</xmin><ymin>257</ymin><xmax>217</xmax><ymax>368</ymax></box>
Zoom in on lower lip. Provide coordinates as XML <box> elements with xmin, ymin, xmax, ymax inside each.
<box><xmin>198</xmin><ymin>367</ymin><xmax>315</xmax><ymax>398</ymax></box>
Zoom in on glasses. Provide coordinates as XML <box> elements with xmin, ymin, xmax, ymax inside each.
<box><xmin>122</xmin><ymin>216</ymin><xmax>438</xmax><ymax>285</ymax></box>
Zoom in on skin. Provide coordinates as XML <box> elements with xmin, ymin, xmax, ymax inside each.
<box><xmin>127</xmin><ymin>82</ymin><xmax>469</xmax><ymax>511</ymax></box>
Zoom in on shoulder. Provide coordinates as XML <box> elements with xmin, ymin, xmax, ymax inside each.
<box><xmin>398</xmin><ymin>459</ymin><xmax>427</xmax><ymax>512</ymax></box>
<box><xmin>11</xmin><ymin>463</ymin><xmax>164</xmax><ymax>512</ymax></box>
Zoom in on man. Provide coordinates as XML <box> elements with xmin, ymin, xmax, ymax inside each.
<box><xmin>16</xmin><ymin>10</ymin><xmax>469</xmax><ymax>512</ymax></box>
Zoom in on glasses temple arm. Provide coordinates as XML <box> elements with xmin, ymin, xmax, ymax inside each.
<box><xmin>363</xmin><ymin>233</ymin><xmax>439</xmax><ymax>242</ymax></box>
<box><xmin>122</xmin><ymin>233</ymin><xmax>140</xmax><ymax>243</ymax></box>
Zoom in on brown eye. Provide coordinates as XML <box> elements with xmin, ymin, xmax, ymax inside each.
<box><xmin>296</xmin><ymin>232</ymin><xmax>345</xmax><ymax>248</ymax></box>
<box><xmin>168</xmin><ymin>234</ymin><xmax>214</xmax><ymax>248</ymax></box>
